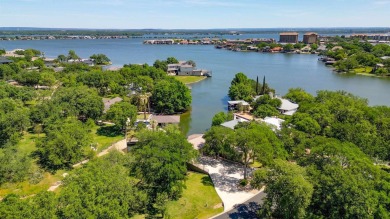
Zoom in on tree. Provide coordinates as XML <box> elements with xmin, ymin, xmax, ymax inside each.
<box><xmin>228</xmin><ymin>82</ymin><xmax>254</xmax><ymax>101</ymax></box>
<box><xmin>211</xmin><ymin>112</ymin><xmax>228</xmax><ymax>126</ymax></box>
<box><xmin>67</xmin><ymin>50</ymin><xmax>80</xmax><ymax>60</ymax></box>
<box><xmin>0</xmin><ymin>98</ymin><xmax>30</xmax><ymax>147</ymax></box>
<box><xmin>283</xmin><ymin>43</ymin><xmax>294</xmax><ymax>52</ymax></box>
<box><xmin>284</xmin><ymin>88</ymin><xmax>314</xmax><ymax>104</ymax></box>
<box><xmin>39</xmin><ymin>71</ymin><xmax>56</xmax><ymax>86</ymax></box>
<box><xmin>253</xmin><ymin>160</ymin><xmax>313</xmax><ymax>219</ymax></box>
<box><xmin>0</xmin><ymin>64</ymin><xmax>16</xmax><ymax>80</ymax></box>
<box><xmin>151</xmin><ymin>78</ymin><xmax>191</xmax><ymax>114</ymax></box>
<box><xmin>105</xmin><ymin>101</ymin><xmax>137</xmax><ymax>132</ymax></box>
<box><xmin>203</xmin><ymin>126</ymin><xmax>237</xmax><ymax>160</ymax></box>
<box><xmin>52</xmin><ymin>86</ymin><xmax>104</xmax><ymax>121</ymax></box>
<box><xmin>131</xmin><ymin>128</ymin><xmax>197</xmax><ymax>202</ymax></box>
<box><xmin>235</xmin><ymin>122</ymin><xmax>286</xmax><ymax>179</ymax></box>
<box><xmin>58</xmin><ymin>152</ymin><xmax>147</xmax><ymax>218</ymax></box>
<box><xmin>57</xmin><ymin>54</ymin><xmax>67</xmax><ymax>62</ymax></box>
<box><xmin>90</xmin><ymin>53</ymin><xmax>111</xmax><ymax>65</ymax></box>
<box><xmin>310</xmin><ymin>44</ymin><xmax>319</xmax><ymax>51</ymax></box>
<box><xmin>166</xmin><ymin>57</ymin><xmax>179</xmax><ymax>64</ymax></box>
<box><xmin>35</xmin><ymin>118</ymin><xmax>92</xmax><ymax>170</ymax></box>
<box><xmin>0</xmin><ymin>146</ymin><xmax>32</xmax><ymax>184</ymax></box>
<box><xmin>186</xmin><ymin>60</ymin><xmax>196</xmax><ymax>67</ymax></box>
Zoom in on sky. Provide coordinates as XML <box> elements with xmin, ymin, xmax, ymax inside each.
<box><xmin>0</xmin><ymin>0</ymin><xmax>390</xmax><ymax>29</ymax></box>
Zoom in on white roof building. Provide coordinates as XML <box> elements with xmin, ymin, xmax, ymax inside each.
<box><xmin>262</xmin><ymin>117</ymin><xmax>285</xmax><ymax>130</ymax></box>
<box><xmin>277</xmin><ymin>98</ymin><xmax>299</xmax><ymax>116</ymax></box>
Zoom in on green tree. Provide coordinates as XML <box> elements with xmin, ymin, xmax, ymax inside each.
<box><xmin>131</xmin><ymin>129</ymin><xmax>197</xmax><ymax>201</ymax></box>
<box><xmin>57</xmin><ymin>54</ymin><xmax>67</xmax><ymax>62</ymax></box>
<box><xmin>203</xmin><ymin>126</ymin><xmax>236</xmax><ymax>160</ymax></box>
<box><xmin>67</xmin><ymin>50</ymin><xmax>80</xmax><ymax>60</ymax></box>
<box><xmin>253</xmin><ymin>160</ymin><xmax>313</xmax><ymax>219</ymax></box>
<box><xmin>35</xmin><ymin>118</ymin><xmax>92</xmax><ymax>170</ymax></box>
<box><xmin>52</xmin><ymin>86</ymin><xmax>104</xmax><ymax>121</ymax></box>
<box><xmin>105</xmin><ymin>101</ymin><xmax>138</xmax><ymax>132</ymax></box>
<box><xmin>211</xmin><ymin>111</ymin><xmax>228</xmax><ymax>126</ymax></box>
<box><xmin>283</xmin><ymin>43</ymin><xmax>294</xmax><ymax>52</ymax></box>
<box><xmin>58</xmin><ymin>152</ymin><xmax>147</xmax><ymax>218</ymax></box>
<box><xmin>90</xmin><ymin>53</ymin><xmax>111</xmax><ymax>65</ymax></box>
<box><xmin>151</xmin><ymin>78</ymin><xmax>191</xmax><ymax>114</ymax></box>
<box><xmin>39</xmin><ymin>71</ymin><xmax>56</xmax><ymax>86</ymax></box>
<box><xmin>0</xmin><ymin>98</ymin><xmax>30</xmax><ymax>147</ymax></box>
<box><xmin>235</xmin><ymin>122</ymin><xmax>286</xmax><ymax>179</ymax></box>
<box><xmin>0</xmin><ymin>146</ymin><xmax>32</xmax><ymax>184</ymax></box>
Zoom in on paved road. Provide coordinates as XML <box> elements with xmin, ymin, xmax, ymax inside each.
<box><xmin>213</xmin><ymin>191</ymin><xmax>266</xmax><ymax>219</ymax></box>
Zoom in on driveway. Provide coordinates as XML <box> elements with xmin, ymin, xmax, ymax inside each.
<box><xmin>212</xmin><ymin>191</ymin><xmax>266</xmax><ymax>219</ymax></box>
<box><xmin>195</xmin><ymin>156</ymin><xmax>259</xmax><ymax>212</ymax></box>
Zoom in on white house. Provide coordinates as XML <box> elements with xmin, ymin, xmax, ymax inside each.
<box><xmin>277</xmin><ymin>98</ymin><xmax>299</xmax><ymax>116</ymax></box>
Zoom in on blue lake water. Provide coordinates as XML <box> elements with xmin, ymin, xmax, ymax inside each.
<box><xmin>1</xmin><ymin>37</ymin><xmax>390</xmax><ymax>135</ymax></box>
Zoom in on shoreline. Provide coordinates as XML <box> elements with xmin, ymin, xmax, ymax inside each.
<box><xmin>184</xmin><ymin>76</ymin><xmax>207</xmax><ymax>85</ymax></box>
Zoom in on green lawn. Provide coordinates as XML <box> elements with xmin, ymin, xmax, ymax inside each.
<box><xmin>90</xmin><ymin>124</ymin><xmax>124</xmax><ymax>152</ymax></box>
<box><xmin>165</xmin><ymin>172</ymin><xmax>223</xmax><ymax>219</ymax></box>
<box><xmin>353</xmin><ymin>67</ymin><xmax>373</xmax><ymax>73</ymax></box>
<box><xmin>173</xmin><ymin>76</ymin><xmax>207</xmax><ymax>84</ymax></box>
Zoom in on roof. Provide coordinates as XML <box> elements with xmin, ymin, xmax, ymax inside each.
<box><xmin>228</xmin><ymin>100</ymin><xmax>250</xmax><ymax>106</ymax></box>
<box><xmin>277</xmin><ymin>98</ymin><xmax>299</xmax><ymax>111</ymax></box>
<box><xmin>221</xmin><ymin>120</ymin><xmax>240</xmax><ymax>130</ymax></box>
<box><xmin>151</xmin><ymin>115</ymin><xmax>180</xmax><ymax>124</ymax></box>
<box><xmin>304</xmin><ymin>32</ymin><xmax>318</xmax><ymax>36</ymax></box>
<box><xmin>280</xmin><ymin>32</ymin><xmax>299</xmax><ymax>36</ymax></box>
<box><xmin>0</xmin><ymin>57</ymin><xmax>13</xmax><ymax>64</ymax></box>
<box><xmin>263</xmin><ymin>117</ymin><xmax>285</xmax><ymax>130</ymax></box>
<box><xmin>103</xmin><ymin>97</ymin><xmax>123</xmax><ymax>113</ymax></box>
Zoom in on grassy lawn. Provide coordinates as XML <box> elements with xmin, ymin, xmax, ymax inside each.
<box><xmin>353</xmin><ymin>67</ymin><xmax>373</xmax><ymax>73</ymax></box>
<box><xmin>166</xmin><ymin>172</ymin><xmax>223</xmax><ymax>219</ymax></box>
<box><xmin>91</xmin><ymin>124</ymin><xmax>124</xmax><ymax>152</ymax></box>
<box><xmin>250</xmin><ymin>161</ymin><xmax>263</xmax><ymax>168</ymax></box>
<box><xmin>173</xmin><ymin>76</ymin><xmax>207</xmax><ymax>84</ymax></box>
<box><xmin>0</xmin><ymin>170</ymin><xmax>65</xmax><ymax>198</ymax></box>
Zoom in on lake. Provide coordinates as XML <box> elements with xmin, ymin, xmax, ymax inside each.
<box><xmin>1</xmin><ymin>37</ymin><xmax>390</xmax><ymax>135</ymax></box>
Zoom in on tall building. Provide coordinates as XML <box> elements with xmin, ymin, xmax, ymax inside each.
<box><xmin>303</xmin><ymin>32</ymin><xmax>318</xmax><ymax>44</ymax></box>
<box><xmin>279</xmin><ymin>32</ymin><xmax>299</xmax><ymax>43</ymax></box>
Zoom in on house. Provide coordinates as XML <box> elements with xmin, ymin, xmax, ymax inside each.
<box><xmin>221</xmin><ymin>113</ymin><xmax>251</xmax><ymax>129</ymax></box>
<box><xmin>227</xmin><ymin>100</ymin><xmax>250</xmax><ymax>111</ymax></box>
<box><xmin>277</xmin><ymin>97</ymin><xmax>299</xmax><ymax>115</ymax></box>
<box><xmin>221</xmin><ymin>113</ymin><xmax>284</xmax><ymax>131</ymax></box>
<box><xmin>167</xmin><ymin>61</ymin><xmax>212</xmax><ymax>77</ymax></box>
<box><xmin>303</xmin><ymin>32</ymin><xmax>318</xmax><ymax>44</ymax></box>
<box><xmin>43</xmin><ymin>57</ymin><xmax>56</xmax><ymax>67</ymax></box>
<box><xmin>221</xmin><ymin>119</ymin><xmax>241</xmax><ymax>129</ymax></box>
<box><xmin>150</xmin><ymin>115</ymin><xmax>180</xmax><ymax>127</ymax></box>
<box><xmin>262</xmin><ymin>117</ymin><xmax>284</xmax><ymax>130</ymax></box>
<box><xmin>0</xmin><ymin>57</ymin><xmax>13</xmax><ymax>65</ymax></box>
<box><xmin>103</xmin><ymin>97</ymin><xmax>123</xmax><ymax>113</ymax></box>
<box><xmin>279</xmin><ymin>32</ymin><xmax>299</xmax><ymax>43</ymax></box>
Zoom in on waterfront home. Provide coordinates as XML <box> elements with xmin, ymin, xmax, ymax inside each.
<box><xmin>0</xmin><ymin>57</ymin><xmax>13</xmax><ymax>65</ymax></box>
<box><xmin>67</xmin><ymin>58</ymin><xmax>95</xmax><ymax>66</ymax></box>
<box><xmin>150</xmin><ymin>115</ymin><xmax>180</xmax><ymax>127</ymax></box>
<box><xmin>227</xmin><ymin>100</ymin><xmax>250</xmax><ymax>111</ymax></box>
<box><xmin>221</xmin><ymin>113</ymin><xmax>284</xmax><ymax>131</ymax></box>
<box><xmin>263</xmin><ymin>117</ymin><xmax>284</xmax><ymax>131</ymax></box>
<box><xmin>143</xmin><ymin>39</ymin><xmax>174</xmax><ymax>45</ymax></box>
<box><xmin>277</xmin><ymin>97</ymin><xmax>299</xmax><ymax>115</ymax></box>
<box><xmin>167</xmin><ymin>61</ymin><xmax>212</xmax><ymax>77</ymax></box>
